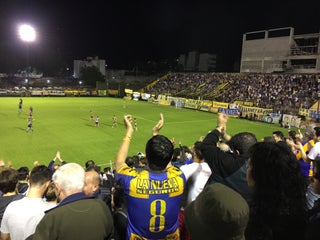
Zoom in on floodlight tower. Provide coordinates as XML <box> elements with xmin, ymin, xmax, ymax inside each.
<box><xmin>18</xmin><ymin>24</ymin><xmax>36</xmax><ymax>86</ymax></box>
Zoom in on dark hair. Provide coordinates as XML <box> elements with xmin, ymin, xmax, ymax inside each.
<box><xmin>314</xmin><ymin>127</ymin><xmax>320</xmax><ymax>137</ymax></box>
<box><xmin>288</xmin><ymin>130</ymin><xmax>296</xmax><ymax>140</ymax></box>
<box><xmin>227</xmin><ymin>132</ymin><xmax>257</xmax><ymax>158</ymax></box>
<box><xmin>248</xmin><ymin>142</ymin><xmax>307</xmax><ymax>237</ymax></box>
<box><xmin>145</xmin><ymin>135</ymin><xmax>174</xmax><ymax>171</ymax></box>
<box><xmin>193</xmin><ymin>141</ymin><xmax>203</xmax><ymax>160</ymax></box>
<box><xmin>272</xmin><ymin>131</ymin><xmax>284</xmax><ymax>141</ymax></box>
<box><xmin>17</xmin><ymin>166</ymin><xmax>29</xmax><ymax>180</ymax></box>
<box><xmin>182</xmin><ymin>146</ymin><xmax>192</xmax><ymax>154</ymax></box>
<box><xmin>125</xmin><ymin>156</ymin><xmax>139</xmax><ymax>168</ymax></box>
<box><xmin>29</xmin><ymin>165</ymin><xmax>52</xmax><ymax>186</ymax></box>
<box><xmin>172</xmin><ymin>148</ymin><xmax>181</xmax><ymax>162</ymax></box>
<box><xmin>85</xmin><ymin>160</ymin><xmax>95</xmax><ymax>169</ymax></box>
<box><xmin>113</xmin><ymin>185</ymin><xmax>126</xmax><ymax>209</ymax></box>
<box><xmin>44</xmin><ymin>182</ymin><xmax>57</xmax><ymax>202</ymax></box>
<box><xmin>86</xmin><ymin>165</ymin><xmax>101</xmax><ymax>173</ymax></box>
<box><xmin>263</xmin><ymin>136</ymin><xmax>275</xmax><ymax>142</ymax></box>
<box><xmin>313</xmin><ymin>160</ymin><xmax>320</xmax><ymax>180</ymax></box>
<box><xmin>0</xmin><ymin>168</ymin><xmax>19</xmax><ymax>194</ymax></box>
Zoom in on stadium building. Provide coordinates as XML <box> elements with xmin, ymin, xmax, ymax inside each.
<box><xmin>73</xmin><ymin>56</ymin><xmax>106</xmax><ymax>78</ymax></box>
<box><xmin>240</xmin><ymin>27</ymin><xmax>320</xmax><ymax>73</ymax></box>
<box><xmin>178</xmin><ymin>51</ymin><xmax>217</xmax><ymax>72</ymax></box>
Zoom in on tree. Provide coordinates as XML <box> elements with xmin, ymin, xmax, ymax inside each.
<box><xmin>79</xmin><ymin>66</ymin><xmax>105</xmax><ymax>87</ymax></box>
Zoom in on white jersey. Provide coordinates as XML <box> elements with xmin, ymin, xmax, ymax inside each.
<box><xmin>180</xmin><ymin>162</ymin><xmax>212</xmax><ymax>204</ymax></box>
<box><xmin>308</xmin><ymin>141</ymin><xmax>320</xmax><ymax>160</ymax></box>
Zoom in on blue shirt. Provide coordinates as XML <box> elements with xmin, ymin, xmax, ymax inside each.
<box><xmin>116</xmin><ymin>166</ymin><xmax>186</xmax><ymax>239</ymax></box>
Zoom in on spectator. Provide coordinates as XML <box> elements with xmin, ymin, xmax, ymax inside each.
<box><xmin>180</xmin><ymin>141</ymin><xmax>212</xmax><ymax>205</ymax></box>
<box><xmin>100</xmin><ymin>167</ymin><xmax>115</xmax><ymax>210</ymax></box>
<box><xmin>272</xmin><ymin>130</ymin><xmax>285</xmax><ymax>143</ymax></box>
<box><xmin>83</xmin><ymin>166</ymin><xmax>101</xmax><ymax>197</ymax></box>
<box><xmin>17</xmin><ymin>166</ymin><xmax>29</xmax><ymax>195</ymax></box>
<box><xmin>299</xmin><ymin>126</ymin><xmax>320</xmax><ymax>209</ymax></box>
<box><xmin>26</xmin><ymin>163</ymin><xmax>113</xmax><ymax>240</ymax></box>
<box><xmin>47</xmin><ymin>151</ymin><xmax>66</xmax><ymax>173</ymax></box>
<box><xmin>179</xmin><ymin>141</ymin><xmax>212</xmax><ymax>239</ymax></box>
<box><xmin>125</xmin><ymin>155</ymin><xmax>139</xmax><ymax>168</ymax></box>
<box><xmin>112</xmin><ymin>185</ymin><xmax>127</xmax><ymax>240</ymax></box>
<box><xmin>296</xmin><ymin>125</ymin><xmax>316</xmax><ymax>180</ymax></box>
<box><xmin>201</xmin><ymin>113</ymin><xmax>256</xmax><ymax>203</ymax></box>
<box><xmin>184</xmin><ymin>183</ymin><xmax>249</xmax><ymax>240</ymax></box>
<box><xmin>85</xmin><ymin>159</ymin><xmax>95</xmax><ymax>169</ymax></box>
<box><xmin>33</xmin><ymin>161</ymin><xmax>40</xmax><ymax>167</ymax></box>
<box><xmin>179</xmin><ymin>143</ymin><xmax>193</xmax><ymax>165</ymax></box>
<box><xmin>0</xmin><ymin>160</ymin><xmax>5</xmax><ymax>173</ymax></box>
<box><xmin>245</xmin><ymin>142</ymin><xmax>307</xmax><ymax>239</ymax></box>
<box><xmin>0</xmin><ymin>169</ymin><xmax>24</xmax><ymax>225</ymax></box>
<box><xmin>115</xmin><ymin>113</ymin><xmax>186</xmax><ymax>239</ymax></box>
<box><xmin>103</xmin><ymin>166</ymin><xmax>114</xmax><ymax>178</ymax></box>
<box><xmin>136</xmin><ymin>154</ymin><xmax>147</xmax><ymax>172</ymax></box>
<box><xmin>43</xmin><ymin>182</ymin><xmax>58</xmax><ymax>206</ymax></box>
<box><xmin>171</xmin><ymin>147</ymin><xmax>183</xmax><ymax>167</ymax></box>
<box><xmin>84</xmin><ymin>165</ymin><xmax>113</xmax><ymax>210</ymax></box>
<box><xmin>306</xmin><ymin>127</ymin><xmax>320</xmax><ymax>162</ymax></box>
<box><xmin>0</xmin><ymin>165</ymin><xmax>53</xmax><ymax>240</ymax></box>
<box><xmin>305</xmin><ymin>159</ymin><xmax>320</xmax><ymax>240</ymax></box>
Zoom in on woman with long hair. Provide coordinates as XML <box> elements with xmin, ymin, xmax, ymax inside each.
<box><xmin>245</xmin><ymin>142</ymin><xmax>307</xmax><ymax>240</ymax></box>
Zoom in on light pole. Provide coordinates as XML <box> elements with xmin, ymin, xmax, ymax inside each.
<box><xmin>18</xmin><ymin>24</ymin><xmax>36</xmax><ymax>87</ymax></box>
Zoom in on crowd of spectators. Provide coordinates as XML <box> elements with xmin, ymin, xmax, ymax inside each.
<box><xmin>1</xmin><ymin>111</ymin><xmax>320</xmax><ymax>239</ymax></box>
<box><xmin>2</xmin><ymin>70</ymin><xmax>320</xmax><ymax>239</ymax></box>
<box><xmin>1</xmin><ymin>72</ymin><xmax>319</xmax><ymax>116</ymax></box>
<box><xmin>148</xmin><ymin>72</ymin><xmax>320</xmax><ymax>114</ymax></box>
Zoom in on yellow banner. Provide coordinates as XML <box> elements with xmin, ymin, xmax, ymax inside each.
<box><xmin>212</xmin><ymin>101</ymin><xmax>228</xmax><ymax>109</ymax></box>
<box><xmin>159</xmin><ymin>99</ymin><xmax>170</xmax><ymax>106</ymax></box>
<box><xmin>239</xmin><ymin>105</ymin><xmax>273</xmax><ymax>116</ymax></box>
<box><xmin>108</xmin><ymin>89</ymin><xmax>119</xmax><ymax>95</ymax></box>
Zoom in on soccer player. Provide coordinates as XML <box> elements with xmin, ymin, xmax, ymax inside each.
<box><xmin>115</xmin><ymin>113</ymin><xmax>186</xmax><ymax>239</ymax></box>
<box><xmin>112</xmin><ymin>115</ymin><xmax>117</xmax><ymax>128</ymax></box>
<box><xmin>90</xmin><ymin>110</ymin><xmax>94</xmax><ymax>121</ymax></box>
<box><xmin>18</xmin><ymin>98</ymin><xmax>23</xmax><ymax>114</ymax></box>
<box><xmin>26</xmin><ymin>117</ymin><xmax>34</xmax><ymax>132</ymax></box>
<box><xmin>95</xmin><ymin>116</ymin><xmax>100</xmax><ymax>127</ymax></box>
<box><xmin>133</xmin><ymin>118</ymin><xmax>137</xmax><ymax>131</ymax></box>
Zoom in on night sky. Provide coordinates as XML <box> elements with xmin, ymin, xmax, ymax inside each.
<box><xmin>0</xmin><ymin>0</ymin><xmax>319</xmax><ymax>73</ymax></box>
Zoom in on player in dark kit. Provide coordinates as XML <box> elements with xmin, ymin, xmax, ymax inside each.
<box><xmin>112</xmin><ymin>115</ymin><xmax>117</xmax><ymax>128</ymax></box>
<box><xmin>95</xmin><ymin>116</ymin><xmax>100</xmax><ymax>127</ymax></box>
<box><xmin>18</xmin><ymin>98</ymin><xmax>23</xmax><ymax>114</ymax></box>
<box><xmin>26</xmin><ymin>117</ymin><xmax>34</xmax><ymax>132</ymax></box>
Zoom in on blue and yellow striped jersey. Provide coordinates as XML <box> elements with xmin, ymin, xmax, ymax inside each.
<box><xmin>116</xmin><ymin>166</ymin><xmax>186</xmax><ymax>240</ymax></box>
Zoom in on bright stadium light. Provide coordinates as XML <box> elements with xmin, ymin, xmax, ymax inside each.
<box><xmin>18</xmin><ymin>24</ymin><xmax>36</xmax><ymax>42</ymax></box>
<box><xmin>18</xmin><ymin>24</ymin><xmax>37</xmax><ymax>86</ymax></box>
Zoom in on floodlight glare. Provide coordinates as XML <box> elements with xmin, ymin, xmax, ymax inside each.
<box><xmin>18</xmin><ymin>24</ymin><xmax>36</xmax><ymax>42</ymax></box>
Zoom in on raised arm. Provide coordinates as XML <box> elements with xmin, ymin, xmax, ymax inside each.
<box><xmin>115</xmin><ymin>115</ymin><xmax>134</xmax><ymax>172</ymax></box>
<box><xmin>202</xmin><ymin>113</ymin><xmax>229</xmax><ymax>146</ymax></box>
<box><xmin>216</xmin><ymin>113</ymin><xmax>228</xmax><ymax>133</ymax></box>
<box><xmin>152</xmin><ymin>113</ymin><xmax>164</xmax><ymax>136</ymax></box>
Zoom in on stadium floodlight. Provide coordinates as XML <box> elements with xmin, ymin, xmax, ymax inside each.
<box><xmin>18</xmin><ymin>24</ymin><xmax>37</xmax><ymax>84</ymax></box>
<box><xmin>18</xmin><ymin>24</ymin><xmax>36</xmax><ymax>42</ymax></box>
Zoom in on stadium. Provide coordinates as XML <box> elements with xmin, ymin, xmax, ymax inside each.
<box><xmin>1</xmin><ymin>25</ymin><xmax>320</xmax><ymax>170</ymax></box>
<box><xmin>1</xmin><ymin>25</ymin><xmax>320</xmax><ymax>239</ymax></box>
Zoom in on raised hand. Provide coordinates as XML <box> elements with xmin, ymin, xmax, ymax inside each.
<box><xmin>152</xmin><ymin>113</ymin><xmax>164</xmax><ymax>136</ymax></box>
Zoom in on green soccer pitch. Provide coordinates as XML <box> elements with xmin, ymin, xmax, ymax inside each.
<box><xmin>0</xmin><ymin>97</ymin><xmax>289</xmax><ymax>170</ymax></box>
